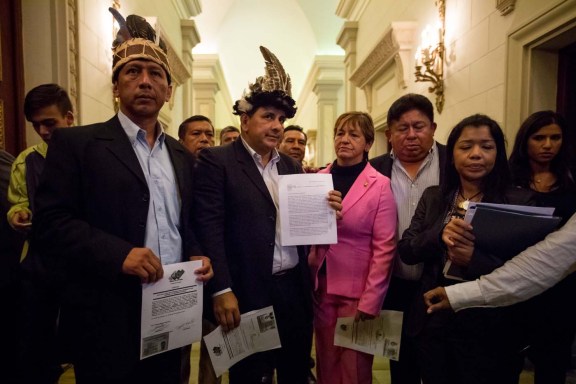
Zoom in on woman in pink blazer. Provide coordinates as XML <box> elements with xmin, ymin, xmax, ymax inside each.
<box><xmin>309</xmin><ymin>112</ymin><xmax>397</xmax><ymax>384</ymax></box>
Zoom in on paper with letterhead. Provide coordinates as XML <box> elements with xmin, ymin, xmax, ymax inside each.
<box><xmin>204</xmin><ymin>306</ymin><xmax>281</xmax><ymax>377</ymax></box>
<box><xmin>278</xmin><ymin>173</ymin><xmax>337</xmax><ymax>246</ymax></box>
<box><xmin>334</xmin><ymin>310</ymin><xmax>403</xmax><ymax>360</ymax></box>
<box><xmin>140</xmin><ymin>260</ymin><xmax>203</xmax><ymax>359</ymax></box>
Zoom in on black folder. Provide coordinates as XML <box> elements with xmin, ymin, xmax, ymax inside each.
<box><xmin>443</xmin><ymin>204</ymin><xmax>561</xmax><ymax>281</ymax></box>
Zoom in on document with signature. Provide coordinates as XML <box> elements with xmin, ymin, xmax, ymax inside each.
<box><xmin>334</xmin><ymin>310</ymin><xmax>403</xmax><ymax>361</ymax></box>
<box><xmin>140</xmin><ymin>260</ymin><xmax>203</xmax><ymax>359</ymax></box>
<box><xmin>204</xmin><ymin>306</ymin><xmax>281</xmax><ymax>377</ymax></box>
<box><xmin>278</xmin><ymin>173</ymin><xmax>337</xmax><ymax>246</ymax></box>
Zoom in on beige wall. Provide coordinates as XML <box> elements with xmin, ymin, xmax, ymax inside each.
<box><xmin>21</xmin><ymin>0</ymin><xmax>576</xmax><ymax>160</ymax></box>
<box><xmin>21</xmin><ymin>0</ymin><xmax>199</xmax><ymax>146</ymax></box>
<box><xmin>334</xmin><ymin>0</ymin><xmax>576</xmax><ymax>158</ymax></box>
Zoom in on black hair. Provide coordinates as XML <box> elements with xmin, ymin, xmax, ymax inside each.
<box><xmin>219</xmin><ymin>126</ymin><xmax>240</xmax><ymax>141</ymax></box>
<box><xmin>509</xmin><ymin>110</ymin><xmax>575</xmax><ymax>191</ymax></box>
<box><xmin>387</xmin><ymin>93</ymin><xmax>434</xmax><ymax>126</ymax></box>
<box><xmin>24</xmin><ymin>83</ymin><xmax>73</xmax><ymax>120</ymax></box>
<box><xmin>442</xmin><ymin>114</ymin><xmax>510</xmax><ymax>201</ymax></box>
<box><xmin>283</xmin><ymin>125</ymin><xmax>307</xmax><ymax>142</ymax></box>
<box><xmin>178</xmin><ymin>115</ymin><xmax>213</xmax><ymax>140</ymax></box>
<box><xmin>233</xmin><ymin>90</ymin><xmax>297</xmax><ymax>119</ymax></box>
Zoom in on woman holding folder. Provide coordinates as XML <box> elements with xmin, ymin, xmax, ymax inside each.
<box><xmin>398</xmin><ymin>114</ymin><xmax>533</xmax><ymax>384</ymax></box>
<box><xmin>308</xmin><ymin>112</ymin><xmax>397</xmax><ymax>384</ymax></box>
<box><xmin>508</xmin><ymin>110</ymin><xmax>576</xmax><ymax>384</ymax></box>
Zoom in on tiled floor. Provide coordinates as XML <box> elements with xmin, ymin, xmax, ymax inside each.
<box><xmin>59</xmin><ymin>342</ymin><xmax>575</xmax><ymax>384</ymax></box>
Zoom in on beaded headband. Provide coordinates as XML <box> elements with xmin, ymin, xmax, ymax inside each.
<box><xmin>109</xmin><ymin>8</ymin><xmax>171</xmax><ymax>83</ymax></box>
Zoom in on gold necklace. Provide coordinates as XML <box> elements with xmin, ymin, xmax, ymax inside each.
<box><xmin>531</xmin><ymin>174</ymin><xmax>556</xmax><ymax>193</ymax></box>
<box><xmin>457</xmin><ymin>189</ymin><xmax>483</xmax><ymax>210</ymax></box>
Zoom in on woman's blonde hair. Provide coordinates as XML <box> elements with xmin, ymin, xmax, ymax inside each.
<box><xmin>333</xmin><ymin>112</ymin><xmax>375</xmax><ymax>145</ymax></box>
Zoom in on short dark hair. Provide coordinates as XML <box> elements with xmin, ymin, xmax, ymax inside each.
<box><xmin>233</xmin><ymin>90</ymin><xmax>297</xmax><ymax>119</ymax></box>
<box><xmin>283</xmin><ymin>125</ymin><xmax>307</xmax><ymax>142</ymax></box>
<box><xmin>509</xmin><ymin>110</ymin><xmax>575</xmax><ymax>191</ymax></box>
<box><xmin>24</xmin><ymin>83</ymin><xmax>73</xmax><ymax>120</ymax></box>
<box><xmin>219</xmin><ymin>126</ymin><xmax>240</xmax><ymax>142</ymax></box>
<box><xmin>442</xmin><ymin>114</ymin><xmax>510</xmax><ymax>200</ymax></box>
<box><xmin>178</xmin><ymin>115</ymin><xmax>213</xmax><ymax>140</ymax></box>
<box><xmin>387</xmin><ymin>93</ymin><xmax>434</xmax><ymax>126</ymax></box>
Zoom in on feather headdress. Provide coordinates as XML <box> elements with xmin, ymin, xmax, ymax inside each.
<box><xmin>109</xmin><ymin>8</ymin><xmax>171</xmax><ymax>83</ymax></box>
<box><xmin>252</xmin><ymin>46</ymin><xmax>292</xmax><ymax>96</ymax></box>
<box><xmin>233</xmin><ymin>46</ymin><xmax>296</xmax><ymax>118</ymax></box>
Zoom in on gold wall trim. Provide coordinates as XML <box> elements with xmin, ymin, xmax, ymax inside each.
<box><xmin>0</xmin><ymin>100</ymin><xmax>5</xmax><ymax>150</ymax></box>
<box><xmin>0</xmin><ymin>28</ymin><xmax>3</xmax><ymax>82</ymax></box>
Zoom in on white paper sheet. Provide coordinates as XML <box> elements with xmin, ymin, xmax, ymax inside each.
<box><xmin>334</xmin><ymin>310</ymin><xmax>403</xmax><ymax>361</ymax></box>
<box><xmin>140</xmin><ymin>260</ymin><xmax>203</xmax><ymax>359</ymax></box>
<box><xmin>278</xmin><ymin>173</ymin><xmax>337</xmax><ymax>246</ymax></box>
<box><xmin>204</xmin><ymin>306</ymin><xmax>281</xmax><ymax>377</ymax></box>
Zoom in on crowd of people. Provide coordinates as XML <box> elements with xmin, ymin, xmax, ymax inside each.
<box><xmin>3</xmin><ymin>9</ymin><xmax>575</xmax><ymax>384</ymax></box>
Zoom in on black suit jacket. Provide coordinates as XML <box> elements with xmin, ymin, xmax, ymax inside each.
<box><xmin>369</xmin><ymin>142</ymin><xmax>447</xmax><ymax>184</ymax></box>
<box><xmin>193</xmin><ymin>139</ymin><xmax>311</xmax><ymax>314</ymax></box>
<box><xmin>31</xmin><ymin>116</ymin><xmax>200</xmax><ymax>378</ymax></box>
<box><xmin>397</xmin><ymin>185</ymin><xmax>535</xmax><ymax>336</ymax></box>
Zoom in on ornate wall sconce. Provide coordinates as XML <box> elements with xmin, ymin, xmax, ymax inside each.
<box><xmin>414</xmin><ymin>0</ymin><xmax>446</xmax><ymax>113</ymax></box>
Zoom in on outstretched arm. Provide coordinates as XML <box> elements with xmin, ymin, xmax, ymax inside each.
<box><xmin>425</xmin><ymin>213</ymin><xmax>576</xmax><ymax>312</ymax></box>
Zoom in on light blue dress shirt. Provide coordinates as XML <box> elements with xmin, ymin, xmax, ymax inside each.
<box><xmin>118</xmin><ymin>112</ymin><xmax>182</xmax><ymax>265</ymax></box>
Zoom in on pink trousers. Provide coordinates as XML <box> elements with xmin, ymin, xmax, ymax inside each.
<box><xmin>313</xmin><ymin>274</ymin><xmax>374</xmax><ymax>384</ymax></box>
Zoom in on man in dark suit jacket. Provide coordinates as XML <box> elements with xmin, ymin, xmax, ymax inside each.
<box><xmin>30</xmin><ymin>14</ymin><xmax>212</xmax><ymax>384</ymax></box>
<box><xmin>369</xmin><ymin>93</ymin><xmax>446</xmax><ymax>384</ymax></box>
<box><xmin>0</xmin><ymin>150</ymin><xmax>23</xmax><ymax>384</ymax></box>
<box><xmin>193</xmin><ymin>46</ymin><xmax>341</xmax><ymax>384</ymax></box>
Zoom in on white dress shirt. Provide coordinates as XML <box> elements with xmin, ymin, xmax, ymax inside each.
<box><xmin>240</xmin><ymin>138</ymin><xmax>299</xmax><ymax>274</ymax></box>
<box><xmin>446</xmin><ymin>213</ymin><xmax>576</xmax><ymax>311</ymax></box>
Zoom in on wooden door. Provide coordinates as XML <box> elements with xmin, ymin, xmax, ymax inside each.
<box><xmin>557</xmin><ymin>41</ymin><xmax>576</xmax><ymax>168</ymax></box>
<box><xmin>0</xmin><ymin>0</ymin><xmax>25</xmax><ymax>155</ymax></box>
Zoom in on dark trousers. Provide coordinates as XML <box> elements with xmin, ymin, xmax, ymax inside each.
<box><xmin>417</xmin><ymin>325</ymin><xmax>454</xmax><ymax>384</ymax></box>
<box><xmin>229</xmin><ymin>268</ymin><xmax>313</xmax><ymax>384</ymax></box>
<box><xmin>19</xmin><ymin>276</ymin><xmax>63</xmax><ymax>384</ymax></box>
<box><xmin>522</xmin><ymin>273</ymin><xmax>576</xmax><ymax>384</ymax></box>
<box><xmin>418</xmin><ymin>307</ymin><xmax>523</xmax><ymax>384</ymax></box>
<box><xmin>446</xmin><ymin>307</ymin><xmax>523</xmax><ymax>384</ymax></box>
<box><xmin>382</xmin><ymin>276</ymin><xmax>422</xmax><ymax>384</ymax></box>
<box><xmin>74</xmin><ymin>348</ymin><xmax>183</xmax><ymax>384</ymax></box>
<box><xmin>4</xmin><ymin>279</ymin><xmax>22</xmax><ymax>384</ymax></box>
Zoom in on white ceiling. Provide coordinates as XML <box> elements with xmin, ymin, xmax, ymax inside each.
<box><xmin>192</xmin><ymin>0</ymin><xmax>345</xmax><ymax>101</ymax></box>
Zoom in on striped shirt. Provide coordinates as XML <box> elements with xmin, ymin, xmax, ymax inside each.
<box><xmin>390</xmin><ymin>142</ymin><xmax>440</xmax><ymax>280</ymax></box>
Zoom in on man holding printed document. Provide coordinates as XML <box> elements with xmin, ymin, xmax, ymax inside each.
<box><xmin>31</xmin><ymin>10</ymin><xmax>212</xmax><ymax>384</ymax></box>
<box><xmin>193</xmin><ymin>46</ymin><xmax>342</xmax><ymax>383</ymax></box>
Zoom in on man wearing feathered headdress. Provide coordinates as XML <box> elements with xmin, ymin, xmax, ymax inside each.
<box><xmin>193</xmin><ymin>46</ymin><xmax>342</xmax><ymax>383</ymax></box>
<box><xmin>30</xmin><ymin>9</ymin><xmax>212</xmax><ymax>384</ymax></box>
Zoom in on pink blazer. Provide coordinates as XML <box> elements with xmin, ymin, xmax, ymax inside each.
<box><xmin>308</xmin><ymin>162</ymin><xmax>397</xmax><ymax>316</ymax></box>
